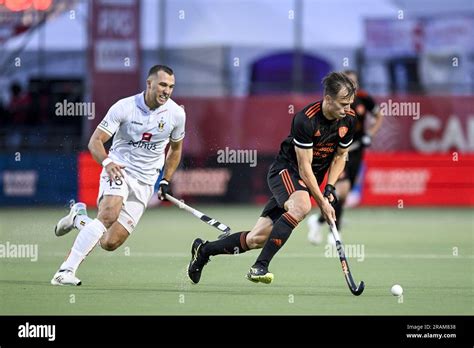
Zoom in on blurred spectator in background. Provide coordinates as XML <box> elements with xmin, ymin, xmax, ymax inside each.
<box><xmin>9</xmin><ymin>82</ymin><xmax>32</xmax><ymax>125</ymax></box>
<box><xmin>5</xmin><ymin>82</ymin><xmax>32</xmax><ymax>149</ymax></box>
<box><xmin>0</xmin><ymin>97</ymin><xmax>7</xmax><ymax>129</ymax></box>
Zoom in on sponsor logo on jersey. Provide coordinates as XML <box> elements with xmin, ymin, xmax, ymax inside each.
<box><xmin>158</xmin><ymin>119</ymin><xmax>166</xmax><ymax>132</ymax></box>
<box><xmin>142</xmin><ymin>132</ymin><xmax>153</xmax><ymax>142</ymax></box>
<box><xmin>127</xmin><ymin>140</ymin><xmax>157</xmax><ymax>150</ymax></box>
<box><xmin>338</xmin><ymin>126</ymin><xmax>348</xmax><ymax>138</ymax></box>
<box><xmin>100</xmin><ymin>120</ymin><xmax>108</xmax><ymax>128</ymax></box>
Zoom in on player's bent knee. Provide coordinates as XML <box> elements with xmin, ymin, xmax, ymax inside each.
<box><xmin>289</xmin><ymin>202</ymin><xmax>311</xmax><ymax>222</ymax></box>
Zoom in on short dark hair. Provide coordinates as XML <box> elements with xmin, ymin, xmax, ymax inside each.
<box><xmin>147</xmin><ymin>65</ymin><xmax>174</xmax><ymax>77</ymax></box>
<box><xmin>343</xmin><ymin>70</ymin><xmax>357</xmax><ymax>76</ymax></box>
<box><xmin>322</xmin><ymin>71</ymin><xmax>356</xmax><ymax>99</ymax></box>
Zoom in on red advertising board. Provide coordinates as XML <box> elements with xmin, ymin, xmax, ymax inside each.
<box><xmin>87</xmin><ymin>93</ymin><xmax>473</xmax><ymax>156</ymax></box>
<box><xmin>361</xmin><ymin>153</ymin><xmax>474</xmax><ymax>206</ymax></box>
<box><xmin>173</xmin><ymin>95</ymin><xmax>474</xmax><ymax>157</ymax></box>
<box><xmin>79</xmin><ymin>151</ymin><xmax>474</xmax><ymax>207</ymax></box>
<box><xmin>371</xmin><ymin>96</ymin><xmax>474</xmax><ymax>153</ymax></box>
<box><xmin>78</xmin><ymin>152</ymin><xmax>102</xmax><ymax>206</ymax></box>
<box><xmin>80</xmin><ymin>94</ymin><xmax>474</xmax><ymax>207</ymax></box>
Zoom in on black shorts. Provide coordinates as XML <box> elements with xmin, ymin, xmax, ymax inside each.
<box><xmin>260</xmin><ymin>161</ymin><xmax>325</xmax><ymax>223</ymax></box>
<box><xmin>339</xmin><ymin>148</ymin><xmax>363</xmax><ymax>187</ymax></box>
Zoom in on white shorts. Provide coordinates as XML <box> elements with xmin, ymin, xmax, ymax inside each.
<box><xmin>97</xmin><ymin>168</ymin><xmax>154</xmax><ymax>233</ymax></box>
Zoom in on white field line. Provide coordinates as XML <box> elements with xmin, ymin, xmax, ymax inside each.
<box><xmin>47</xmin><ymin>251</ymin><xmax>474</xmax><ymax>259</ymax></box>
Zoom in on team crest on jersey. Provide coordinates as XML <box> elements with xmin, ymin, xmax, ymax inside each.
<box><xmin>338</xmin><ymin>126</ymin><xmax>348</xmax><ymax>138</ymax></box>
<box><xmin>157</xmin><ymin>119</ymin><xmax>166</xmax><ymax>132</ymax></box>
<box><xmin>142</xmin><ymin>132</ymin><xmax>153</xmax><ymax>142</ymax></box>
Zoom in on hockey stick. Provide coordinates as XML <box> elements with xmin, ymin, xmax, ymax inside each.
<box><xmin>165</xmin><ymin>194</ymin><xmax>231</xmax><ymax>239</ymax></box>
<box><xmin>329</xmin><ymin>223</ymin><xmax>365</xmax><ymax>296</ymax></box>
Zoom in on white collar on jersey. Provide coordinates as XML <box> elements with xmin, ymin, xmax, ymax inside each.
<box><xmin>135</xmin><ymin>91</ymin><xmax>167</xmax><ymax>116</ymax></box>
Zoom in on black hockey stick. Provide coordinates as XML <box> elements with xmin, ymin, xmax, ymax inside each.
<box><xmin>166</xmin><ymin>194</ymin><xmax>231</xmax><ymax>239</ymax></box>
<box><xmin>329</xmin><ymin>223</ymin><xmax>365</xmax><ymax>296</ymax></box>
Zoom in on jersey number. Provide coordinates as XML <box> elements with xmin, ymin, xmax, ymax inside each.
<box><xmin>107</xmin><ymin>176</ymin><xmax>123</xmax><ymax>187</ymax></box>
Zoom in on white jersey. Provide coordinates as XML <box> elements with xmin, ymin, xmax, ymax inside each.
<box><xmin>97</xmin><ymin>92</ymin><xmax>186</xmax><ymax>185</ymax></box>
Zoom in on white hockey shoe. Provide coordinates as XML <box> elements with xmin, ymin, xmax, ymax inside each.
<box><xmin>54</xmin><ymin>201</ymin><xmax>87</xmax><ymax>237</ymax></box>
<box><xmin>307</xmin><ymin>214</ymin><xmax>324</xmax><ymax>245</ymax></box>
<box><xmin>50</xmin><ymin>269</ymin><xmax>82</xmax><ymax>286</ymax></box>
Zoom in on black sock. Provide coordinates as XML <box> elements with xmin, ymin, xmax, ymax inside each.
<box><xmin>318</xmin><ymin>214</ymin><xmax>325</xmax><ymax>223</ymax></box>
<box><xmin>202</xmin><ymin>231</ymin><xmax>250</xmax><ymax>256</ymax></box>
<box><xmin>334</xmin><ymin>200</ymin><xmax>343</xmax><ymax>230</ymax></box>
<box><xmin>254</xmin><ymin>212</ymin><xmax>298</xmax><ymax>268</ymax></box>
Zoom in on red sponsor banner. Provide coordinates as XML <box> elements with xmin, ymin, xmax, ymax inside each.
<box><xmin>78</xmin><ymin>152</ymin><xmax>102</xmax><ymax>206</ymax></box>
<box><xmin>176</xmin><ymin>95</ymin><xmax>316</xmax><ymax>157</ymax></box>
<box><xmin>90</xmin><ymin>0</ymin><xmax>140</xmax><ymax>129</ymax></box>
<box><xmin>87</xmin><ymin>95</ymin><xmax>473</xmax><ymax>156</ymax></box>
<box><xmin>372</xmin><ymin>96</ymin><xmax>474</xmax><ymax>153</ymax></box>
<box><xmin>361</xmin><ymin>153</ymin><xmax>474</xmax><ymax>206</ymax></box>
<box><xmin>78</xmin><ymin>151</ymin><xmax>474</xmax><ymax>207</ymax></box>
<box><xmin>174</xmin><ymin>95</ymin><xmax>474</xmax><ymax>157</ymax></box>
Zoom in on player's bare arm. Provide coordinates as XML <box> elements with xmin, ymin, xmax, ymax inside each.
<box><xmin>327</xmin><ymin>146</ymin><xmax>349</xmax><ymax>185</ymax></box>
<box><xmin>295</xmin><ymin>146</ymin><xmax>335</xmax><ymax>223</ymax></box>
<box><xmin>88</xmin><ymin>127</ymin><xmax>125</xmax><ymax>181</ymax></box>
<box><xmin>158</xmin><ymin>139</ymin><xmax>183</xmax><ymax>200</ymax></box>
<box><xmin>162</xmin><ymin>139</ymin><xmax>183</xmax><ymax>181</ymax></box>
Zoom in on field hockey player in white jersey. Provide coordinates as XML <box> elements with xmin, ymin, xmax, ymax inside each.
<box><xmin>51</xmin><ymin>65</ymin><xmax>185</xmax><ymax>286</ymax></box>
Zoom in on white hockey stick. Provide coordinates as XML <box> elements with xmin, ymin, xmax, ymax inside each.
<box><xmin>165</xmin><ymin>194</ymin><xmax>231</xmax><ymax>239</ymax></box>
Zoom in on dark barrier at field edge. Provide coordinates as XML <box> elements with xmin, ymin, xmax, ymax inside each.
<box><xmin>0</xmin><ymin>153</ymin><xmax>77</xmax><ymax>206</ymax></box>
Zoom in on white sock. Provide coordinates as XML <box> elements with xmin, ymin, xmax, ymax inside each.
<box><xmin>74</xmin><ymin>214</ymin><xmax>93</xmax><ymax>230</ymax></box>
<box><xmin>60</xmin><ymin>218</ymin><xmax>106</xmax><ymax>273</ymax></box>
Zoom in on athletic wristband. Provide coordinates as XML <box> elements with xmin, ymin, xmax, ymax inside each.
<box><xmin>101</xmin><ymin>158</ymin><xmax>113</xmax><ymax>167</ymax></box>
<box><xmin>159</xmin><ymin>179</ymin><xmax>169</xmax><ymax>186</ymax></box>
<box><xmin>323</xmin><ymin>184</ymin><xmax>338</xmax><ymax>206</ymax></box>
